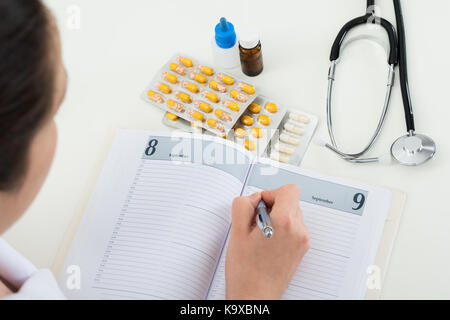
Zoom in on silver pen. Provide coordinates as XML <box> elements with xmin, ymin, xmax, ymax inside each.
<box><xmin>256</xmin><ymin>200</ymin><xmax>274</xmax><ymax>238</ymax></box>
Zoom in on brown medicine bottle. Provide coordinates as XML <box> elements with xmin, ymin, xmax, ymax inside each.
<box><xmin>239</xmin><ymin>28</ymin><xmax>263</xmax><ymax>77</ymax></box>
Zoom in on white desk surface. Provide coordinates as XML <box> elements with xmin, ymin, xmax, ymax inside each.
<box><xmin>4</xmin><ymin>0</ymin><xmax>450</xmax><ymax>299</ymax></box>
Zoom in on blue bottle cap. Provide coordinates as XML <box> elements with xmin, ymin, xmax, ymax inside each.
<box><xmin>214</xmin><ymin>17</ymin><xmax>237</xmax><ymax>49</ymax></box>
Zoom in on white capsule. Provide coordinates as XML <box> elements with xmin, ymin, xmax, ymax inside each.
<box><xmin>275</xmin><ymin>143</ymin><xmax>295</xmax><ymax>155</ymax></box>
<box><xmin>270</xmin><ymin>151</ymin><xmax>290</xmax><ymax>163</ymax></box>
<box><xmin>284</xmin><ymin>123</ymin><xmax>304</xmax><ymax>136</ymax></box>
<box><xmin>289</xmin><ymin>113</ymin><xmax>310</xmax><ymax>124</ymax></box>
<box><xmin>280</xmin><ymin>133</ymin><xmax>299</xmax><ymax>145</ymax></box>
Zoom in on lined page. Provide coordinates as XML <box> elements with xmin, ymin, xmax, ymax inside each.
<box><xmin>59</xmin><ymin>132</ymin><xmax>249</xmax><ymax>299</ymax></box>
<box><xmin>208</xmin><ymin>161</ymin><xmax>391</xmax><ymax>300</ymax></box>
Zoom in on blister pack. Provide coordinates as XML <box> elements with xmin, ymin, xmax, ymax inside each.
<box><xmin>264</xmin><ymin>110</ymin><xmax>318</xmax><ymax>165</ymax></box>
<box><xmin>143</xmin><ymin>53</ymin><xmax>257</xmax><ymax>136</ymax></box>
<box><xmin>230</xmin><ymin>96</ymin><xmax>286</xmax><ymax>156</ymax></box>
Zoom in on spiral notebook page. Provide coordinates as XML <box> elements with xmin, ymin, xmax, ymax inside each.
<box><xmin>58</xmin><ymin>132</ymin><xmax>250</xmax><ymax>299</ymax></box>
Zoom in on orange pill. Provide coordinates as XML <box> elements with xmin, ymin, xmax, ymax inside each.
<box><xmin>222</xmin><ymin>100</ymin><xmax>239</xmax><ymax>112</ymax></box>
<box><xmin>258</xmin><ymin>114</ymin><xmax>271</xmax><ymax>126</ymax></box>
<box><xmin>215</xmin><ymin>109</ymin><xmax>232</xmax><ymax>122</ymax></box>
<box><xmin>169</xmin><ymin>62</ymin><xmax>186</xmax><ymax>75</ymax></box>
<box><xmin>194</xmin><ymin>101</ymin><xmax>212</xmax><ymax>113</ymax></box>
<box><xmin>181</xmin><ymin>81</ymin><xmax>198</xmax><ymax>93</ymax></box>
<box><xmin>162</xmin><ymin>72</ymin><xmax>178</xmax><ymax>84</ymax></box>
<box><xmin>147</xmin><ymin>90</ymin><xmax>164</xmax><ymax>103</ymax></box>
<box><xmin>240</xmin><ymin>115</ymin><xmax>254</xmax><ymax>126</ymax></box>
<box><xmin>190</xmin><ymin>72</ymin><xmax>207</xmax><ymax>84</ymax></box>
<box><xmin>248</xmin><ymin>103</ymin><xmax>261</xmax><ymax>114</ymax></box>
<box><xmin>244</xmin><ymin>140</ymin><xmax>256</xmax><ymax>151</ymax></box>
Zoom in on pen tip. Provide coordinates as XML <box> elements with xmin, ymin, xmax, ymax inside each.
<box><xmin>264</xmin><ymin>227</ymin><xmax>273</xmax><ymax>238</ymax></box>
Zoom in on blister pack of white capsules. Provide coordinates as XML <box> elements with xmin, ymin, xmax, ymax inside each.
<box><xmin>162</xmin><ymin>112</ymin><xmax>203</xmax><ymax>133</ymax></box>
<box><xmin>142</xmin><ymin>53</ymin><xmax>258</xmax><ymax>136</ymax></box>
<box><xmin>264</xmin><ymin>109</ymin><xmax>319</xmax><ymax>165</ymax></box>
<box><xmin>230</xmin><ymin>96</ymin><xmax>287</xmax><ymax>155</ymax></box>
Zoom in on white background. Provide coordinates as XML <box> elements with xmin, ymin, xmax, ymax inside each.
<box><xmin>4</xmin><ymin>0</ymin><xmax>450</xmax><ymax>299</ymax></box>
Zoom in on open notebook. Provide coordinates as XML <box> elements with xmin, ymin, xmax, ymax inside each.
<box><xmin>58</xmin><ymin>130</ymin><xmax>396</xmax><ymax>300</ymax></box>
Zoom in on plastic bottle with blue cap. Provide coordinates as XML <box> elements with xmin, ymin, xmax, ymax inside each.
<box><xmin>212</xmin><ymin>17</ymin><xmax>240</xmax><ymax>69</ymax></box>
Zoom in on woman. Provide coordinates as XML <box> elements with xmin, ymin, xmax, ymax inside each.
<box><xmin>0</xmin><ymin>0</ymin><xmax>310</xmax><ymax>299</ymax></box>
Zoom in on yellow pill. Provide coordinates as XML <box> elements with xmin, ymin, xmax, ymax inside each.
<box><xmin>181</xmin><ymin>81</ymin><xmax>198</xmax><ymax>93</ymax></box>
<box><xmin>207</xmin><ymin>119</ymin><xmax>225</xmax><ymax>132</ymax></box>
<box><xmin>248</xmin><ymin>103</ymin><xmax>261</xmax><ymax>114</ymax></box>
<box><xmin>177</xmin><ymin>56</ymin><xmax>193</xmax><ymax>67</ymax></box>
<box><xmin>234</xmin><ymin>128</ymin><xmax>247</xmax><ymax>139</ymax></box>
<box><xmin>189</xmin><ymin>110</ymin><xmax>204</xmax><ymax>122</ymax></box>
<box><xmin>223</xmin><ymin>100</ymin><xmax>240</xmax><ymax>112</ymax></box>
<box><xmin>215</xmin><ymin>109</ymin><xmax>232</xmax><ymax>122</ymax></box>
<box><xmin>194</xmin><ymin>101</ymin><xmax>212</xmax><ymax>113</ymax></box>
<box><xmin>251</xmin><ymin>127</ymin><xmax>263</xmax><ymax>138</ymax></box>
<box><xmin>166</xmin><ymin>99</ymin><xmax>185</xmax><ymax>113</ymax></box>
<box><xmin>258</xmin><ymin>114</ymin><xmax>271</xmax><ymax>126</ymax></box>
<box><xmin>230</xmin><ymin>89</ymin><xmax>248</xmax><ymax>103</ymax></box>
<box><xmin>201</xmin><ymin>90</ymin><xmax>219</xmax><ymax>103</ymax></box>
<box><xmin>198</xmin><ymin>65</ymin><xmax>214</xmax><ymax>76</ymax></box>
<box><xmin>190</xmin><ymin>72</ymin><xmax>207</xmax><ymax>84</ymax></box>
<box><xmin>217</xmin><ymin>73</ymin><xmax>234</xmax><ymax>85</ymax></box>
<box><xmin>265</xmin><ymin>103</ymin><xmax>278</xmax><ymax>113</ymax></box>
<box><xmin>162</xmin><ymin>72</ymin><xmax>178</xmax><ymax>84</ymax></box>
<box><xmin>209</xmin><ymin>80</ymin><xmax>227</xmax><ymax>93</ymax></box>
<box><xmin>241</xmin><ymin>115</ymin><xmax>254</xmax><ymax>126</ymax></box>
<box><xmin>166</xmin><ymin>112</ymin><xmax>178</xmax><ymax>121</ymax></box>
<box><xmin>244</xmin><ymin>140</ymin><xmax>256</xmax><ymax>151</ymax></box>
<box><xmin>169</xmin><ymin>62</ymin><xmax>186</xmax><ymax>75</ymax></box>
<box><xmin>147</xmin><ymin>90</ymin><xmax>164</xmax><ymax>103</ymax></box>
<box><xmin>238</xmin><ymin>82</ymin><xmax>255</xmax><ymax>95</ymax></box>
<box><xmin>157</xmin><ymin>82</ymin><xmax>171</xmax><ymax>94</ymax></box>
<box><xmin>175</xmin><ymin>91</ymin><xmax>191</xmax><ymax>103</ymax></box>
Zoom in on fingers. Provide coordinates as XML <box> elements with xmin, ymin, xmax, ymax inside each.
<box><xmin>261</xmin><ymin>184</ymin><xmax>300</xmax><ymax>215</ymax></box>
<box><xmin>231</xmin><ymin>192</ymin><xmax>261</xmax><ymax>233</ymax></box>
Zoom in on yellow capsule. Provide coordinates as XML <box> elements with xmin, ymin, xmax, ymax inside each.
<box><xmin>177</xmin><ymin>56</ymin><xmax>193</xmax><ymax>67</ymax></box>
<box><xmin>169</xmin><ymin>62</ymin><xmax>186</xmax><ymax>75</ymax></box>
<box><xmin>157</xmin><ymin>82</ymin><xmax>171</xmax><ymax>94</ymax></box>
<box><xmin>181</xmin><ymin>81</ymin><xmax>198</xmax><ymax>93</ymax></box>
<box><xmin>188</xmin><ymin>110</ymin><xmax>204</xmax><ymax>122</ymax></box>
<box><xmin>209</xmin><ymin>80</ymin><xmax>227</xmax><ymax>93</ymax></box>
<box><xmin>241</xmin><ymin>115</ymin><xmax>254</xmax><ymax>126</ymax></box>
<box><xmin>174</xmin><ymin>91</ymin><xmax>191</xmax><ymax>103</ymax></box>
<box><xmin>238</xmin><ymin>82</ymin><xmax>255</xmax><ymax>95</ymax></box>
<box><xmin>230</xmin><ymin>89</ymin><xmax>248</xmax><ymax>103</ymax></box>
<box><xmin>207</xmin><ymin>118</ymin><xmax>225</xmax><ymax>132</ymax></box>
<box><xmin>215</xmin><ymin>109</ymin><xmax>232</xmax><ymax>122</ymax></box>
<box><xmin>251</xmin><ymin>127</ymin><xmax>263</xmax><ymax>139</ymax></box>
<box><xmin>244</xmin><ymin>140</ymin><xmax>256</xmax><ymax>151</ymax></box>
<box><xmin>234</xmin><ymin>128</ymin><xmax>247</xmax><ymax>139</ymax></box>
<box><xmin>162</xmin><ymin>72</ymin><xmax>178</xmax><ymax>84</ymax></box>
<box><xmin>248</xmin><ymin>103</ymin><xmax>261</xmax><ymax>114</ymax></box>
<box><xmin>166</xmin><ymin>99</ymin><xmax>185</xmax><ymax>113</ymax></box>
<box><xmin>194</xmin><ymin>101</ymin><xmax>212</xmax><ymax>113</ymax></box>
<box><xmin>222</xmin><ymin>100</ymin><xmax>239</xmax><ymax>112</ymax></box>
<box><xmin>166</xmin><ymin>112</ymin><xmax>178</xmax><ymax>121</ymax></box>
<box><xmin>197</xmin><ymin>65</ymin><xmax>214</xmax><ymax>76</ymax></box>
<box><xmin>147</xmin><ymin>90</ymin><xmax>164</xmax><ymax>103</ymax></box>
<box><xmin>217</xmin><ymin>73</ymin><xmax>234</xmax><ymax>85</ymax></box>
<box><xmin>201</xmin><ymin>90</ymin><xmax>219</xmax><ymax>103</ymax></box>
<box><xmin>265</xmin><ymin>103</ymin><xmax>278</xmax><ymax>113</ymax></box>
<box><xmin>258</xmin><ymin>114</ymin><xmax>271</xmax><ymax>126</ymax></box>
<box><xmin>190</xmin><ymin>72</ymin><xmax>207</xmax><ymax>84</ymax></box>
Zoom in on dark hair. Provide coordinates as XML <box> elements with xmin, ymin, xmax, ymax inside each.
<box><xmin>0</xmin><ymin>0</ymin><xmax>55</xmax><ymax>191</ymax></box>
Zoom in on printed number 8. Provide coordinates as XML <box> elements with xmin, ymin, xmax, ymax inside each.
<box><xmin>352</xmin><ymin>193</ymin><xmax>365</xmax><ymax>210</ymax></box>
<box><xmin>145</xmin><ymin>139</ymin><xmax>158</xmax><ymax>156</ymax></box>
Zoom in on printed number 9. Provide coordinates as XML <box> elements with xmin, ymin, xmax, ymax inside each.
<box><xmin>352</xmin><ymin>193</ymin><xmax>365</xmax><ymax>210</ymax></box>
<box><xmin>145</xmin><ymin>139</ymin><xmax>158</xmax><ymax>156</ymax></box>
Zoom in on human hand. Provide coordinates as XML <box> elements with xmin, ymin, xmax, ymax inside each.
<box><xmin>226</xmin><ymin>185</ymin><xmax>310</xmax><ymax>300</ymax></box>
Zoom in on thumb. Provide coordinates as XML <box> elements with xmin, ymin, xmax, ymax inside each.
<box><xmin>231</xmin><ymin>192</ymin><xmax>261</xmax><ymax>233</ymax></box>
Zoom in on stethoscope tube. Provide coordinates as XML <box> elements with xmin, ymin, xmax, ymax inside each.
<box><xmin>324</xmin><ymin>0</ymin><xmax>436</xmax><ymax>166</ymax></box>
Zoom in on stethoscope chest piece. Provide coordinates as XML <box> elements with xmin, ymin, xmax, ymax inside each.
<box><xmin>391</xmin><ymin>133</ymin><xmax>436</xmax><ymax>166</ymax></box>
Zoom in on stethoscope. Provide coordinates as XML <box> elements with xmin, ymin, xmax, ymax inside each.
<box><xmin>324</xmin><ymin>0</ymin><xmax>436</xmax><ymax>166</ymax></box>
